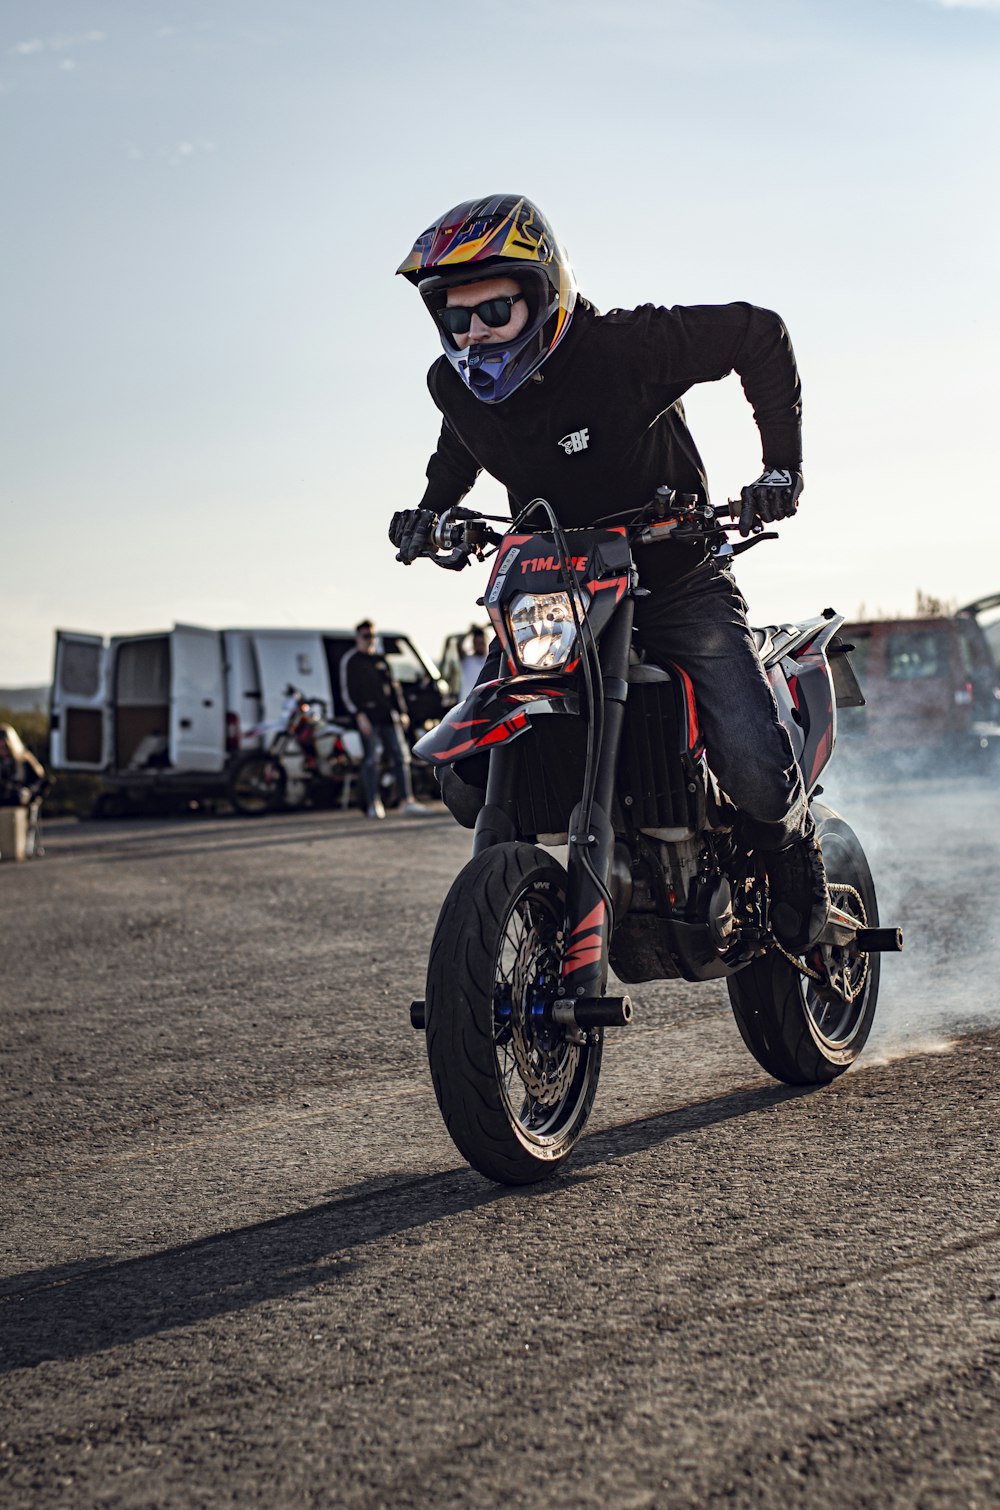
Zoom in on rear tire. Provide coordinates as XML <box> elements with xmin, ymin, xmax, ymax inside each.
<box><xmin>727</xmin><ymin>803</ymin><xmax>881</xmax><ymax>1084</ymax></box>
<box><xmin>425</xmin><ymin>843</ymin><xmax>603</xmax><ymax>1185</ymax></box>
<box><xmin>228</xmin><ymin>753</ymin><xmax>287</xmax><ymax>816</ymax></box>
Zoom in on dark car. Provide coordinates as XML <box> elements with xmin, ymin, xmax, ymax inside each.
<box><xmin>837</xmin><ymin>602</ymin><xmax>1000</xmax><ymax>768</ymax></box>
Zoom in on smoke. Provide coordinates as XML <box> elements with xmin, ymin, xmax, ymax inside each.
<box><xmin>819</xmin><ymin>758</ymin><xmax>1000</xmax><ymax>1057</ymax></box>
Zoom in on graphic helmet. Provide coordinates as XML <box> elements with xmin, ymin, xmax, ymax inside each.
<box><xmin>397</xmin><ymin>194</ymin><xmax>577</xmax><ymax>404</ymax></box>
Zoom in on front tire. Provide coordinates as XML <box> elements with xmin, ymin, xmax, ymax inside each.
<box><xmin>425</xmin><ymin>843</ymin><xmax>603</xmax><ymax>1185</ymax></box>
<box><xmin>727</xmin><ymin>803</ymin><xmax>881</xmax><ymax>1084</ymax></box>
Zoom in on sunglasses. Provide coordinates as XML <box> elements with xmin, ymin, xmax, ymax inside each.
<box><xmin>437</xmin><ymin>293</ymin><xmax>524</xmax><ymax>335</ymax></box>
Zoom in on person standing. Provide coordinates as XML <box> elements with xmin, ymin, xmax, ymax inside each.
<box><xmin>339</xmin><ymin>622</ymin><xmax>431</xmax><ymax>819</ymax></box>
<box><xmin>0</xmin><ymin>724</ymin><xmax>48</xmax><ymax>807</ymax></box>
<box><xmin>458</xmin><ymin>625</ymin><xmax>489</xmax><ymax>701</ymax></box>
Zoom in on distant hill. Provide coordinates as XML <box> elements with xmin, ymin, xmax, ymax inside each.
<box><xmin>0</xmin><ymin>685</ymin><xmax>49</xmax><ymax>713</ymax></box>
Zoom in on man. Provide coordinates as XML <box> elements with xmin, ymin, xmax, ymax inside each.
<box><xmin>458</xmin><ymin>625</ymin><xmax>489</xmax><ymax>701</ymax></box>
<box><xmin>339</xmin><ymin>621</ymin><xmax>430</xmax><ymax>819</ymax></box>
<box><xmin>388</xmin><ymin>194</ymin><xmax>827</xmax><ymax>949</ymax></box>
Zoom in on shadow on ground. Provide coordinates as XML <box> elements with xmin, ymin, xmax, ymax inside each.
<box><xmin>1</xmin><ymin>1081</ymin><xmax>808</xmax><ymax>1371</ymax></box>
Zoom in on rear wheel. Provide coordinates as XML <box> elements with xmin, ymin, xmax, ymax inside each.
<box><xmin>228</xmin><ymin>752</ymin><xmax>287</xmax><ymax>816</ymax></box>
<box><xmin>727</xmin><ymin>803</ymin><xmax>880</xmax><ymax>1084</ymax></box>
<box><xmin>425</xmin><ymin>843</ymin><xmax>603</xmax><ymax>1185</ymax></box>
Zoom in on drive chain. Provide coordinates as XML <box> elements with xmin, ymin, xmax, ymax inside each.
<box><xmin>773</xmin><ymin>883</ymin><xmax>869</xmax><ymax>1002</ymax></box>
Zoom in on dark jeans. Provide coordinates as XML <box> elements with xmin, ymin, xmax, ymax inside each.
<box><xmin>453</xmin><ymin>562</ymin><xmax>806</xmax><ymax>850</ymax></box>
<box><xmin>360</xmin><ymin>715</ymin><xmax>413</xmax><ymax>807</ymax></box>
<box><xmin>632</xmin><ymin>564</ymin><xmax>806</xmax><ymax>850</ymax></box>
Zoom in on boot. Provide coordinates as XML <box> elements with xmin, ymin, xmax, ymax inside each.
<box><xmin>764</xmin><ymin>811</ymin><xmax>830</xmax><ymax>952</ymax></box>
<box><xmin>438</xmin><ymin>766</ymin><xmax>487</xmax><ymax>830</ymax></box>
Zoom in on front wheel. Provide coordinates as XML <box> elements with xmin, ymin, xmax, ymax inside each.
<box><xmin>727</xmin><ymin>803</ymin><xmax>881</xmax><ymax>1084</ymax></box>
<box><xmin>425</xmin><ymin>843</ymin><xmax>603</xmax><ymax>1185</ymax></box>
<box><xmin>228</xmin><ymin>752</ymin><xmax>287</xmax><ymax>816</ymax></box>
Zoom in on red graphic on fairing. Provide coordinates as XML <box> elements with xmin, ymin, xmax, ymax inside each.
<box><xmin>667</xmin><ymin>662</ymin><xmax>703</xmax><ymax>755</ymax></box>
<box><xmin>585</xmin><ymin>576</ymin><xmax>628</xmax><ymax>604</ymax></box>
<box><xmin>561</xmin><ymin>901</ymin><xmax>606</xmax><ymax>977</ymax></box>
<box><xmin>430</xmin><ymin>710</ymin><xmax>528</xmax><ymax>763</ymax></box>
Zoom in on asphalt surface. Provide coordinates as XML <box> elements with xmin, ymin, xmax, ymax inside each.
<box><xmin>2</xmin><ymin>772</ymin><xmax>999</xmax><ymax>1508</ymax></box>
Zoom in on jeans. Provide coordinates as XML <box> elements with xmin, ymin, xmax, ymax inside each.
<box><xmin>453</xmin><ymin>562</ymin><xmax>807</xmax><ymax>849</ymax></box>
<box><xmin>360</xmin><ymin>714</ymin><xmax>413</xmax><ymax>807</ymax></box>
<box><xmin>632</xmin><ymin>563</ymin><xmax>807</xmax><ymax>850</ymax></box>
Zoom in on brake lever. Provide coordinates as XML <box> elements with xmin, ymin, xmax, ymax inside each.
<box><xmin>729</xmin><ymin>531</ymin><xmax>779</xmax><ymax>556</ymax></box>
<box><xmin>427</xmin><ymin>548</ymin><xmax>470</xmax><ymax>572</ymax></box>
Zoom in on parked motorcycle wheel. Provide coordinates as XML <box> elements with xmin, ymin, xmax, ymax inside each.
<box><xmin>727</xmin><ymin>803</ymin><xmax>880</xmax><ymax>1084</ymax></box>
<box><xmin>228</xmin><ymin>753</ymin><xmax>287</xmax><ymax>816</ymax></box>
<box><xmin>425</xmin><ymin>842</ymin><xmax>603</xmax><ymax>1186</ymax></box>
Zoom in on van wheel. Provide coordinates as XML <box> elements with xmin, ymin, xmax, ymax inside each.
<box><xmin>229</xmin><ymin>753</ymin><xmax>286</xmax><ymax>816</ymax></box>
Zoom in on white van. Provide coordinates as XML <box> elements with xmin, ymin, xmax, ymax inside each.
<box><xmin>50</xmin><ymin>624</ymin><xmax>448</xmax><ymax>806</ymax></box>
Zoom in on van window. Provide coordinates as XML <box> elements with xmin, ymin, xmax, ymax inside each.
<box><xmin>885</xmin><ymin>627</ymin><xmax>949</xmax><ymax>681</ymax></box>
<box><xmin>59</xmin><ymin>639</ymin><xmax>102</xmax><ymax>698</ymax></box>
<box><xmin>381</xmin><ymin>635</ymin><xmax>423</xmax><ymax>685</ymax></box>
<box><xmin>117</xmin><ymin>638</ymin><xmax>170</xmax><ymax>703</ymax></box>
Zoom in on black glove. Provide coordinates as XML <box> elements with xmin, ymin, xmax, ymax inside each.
<box><xmin>388</xmin><ymin>508</ymin><xmax>436</xmax><ymax>564</ymax></box>
<box><xmin>738</xmin><ymin>469</ymin><xmax>804</xmax><ymax>537</ymax></box>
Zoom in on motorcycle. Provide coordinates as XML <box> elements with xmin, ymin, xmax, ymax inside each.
<box><xmin>228</xmin><ymin>685</ymin><xmax>362</xmax><ymax>816</ymax></box>
<box><xmin>405</xmin><ymin>490</ymin><xmax>902</xmax><ymax>1186</ymax></box>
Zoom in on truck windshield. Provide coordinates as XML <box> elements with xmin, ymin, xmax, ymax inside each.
<box><xmin>885</xmin><ymin>627</ymin><xmax>949</xmax><ymax>681</ymax></box>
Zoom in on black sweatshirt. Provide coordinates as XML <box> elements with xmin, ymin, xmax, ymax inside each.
<box><xmin>340</xmin><ymin>648</ymin><xmax>407</xmax><ymax>726</ymax></box>
<box><xmin>417</xmin><ymin>298</ymin><xmax>802</xmax><ymax>588</ymax></box>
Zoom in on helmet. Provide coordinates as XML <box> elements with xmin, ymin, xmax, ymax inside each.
<box><xmin>397</xmin><ymin>194</ymin><xmax>577</xmax><ymax>403</ymax></box>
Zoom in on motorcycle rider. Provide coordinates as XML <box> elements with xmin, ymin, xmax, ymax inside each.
<box><xmin>389</xmin><ymin>194</ymin><xmax>828</xmax><ymax>950</ymax></box>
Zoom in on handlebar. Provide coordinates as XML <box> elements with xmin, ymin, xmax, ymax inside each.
<box><xmin>412</xmin><ymin>509</ymin><xmax>504</xmax><ymax>571</ymax></box>
<box><xmin>407</xmin><ymin>488</ymin><xmax>778</xmax><ymax>571</ymax></box>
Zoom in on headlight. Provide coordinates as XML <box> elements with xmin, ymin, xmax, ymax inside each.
<box><xmin>507</xmin><ymin>590</ymin><xmax>588</xmax><ymax>670</ymax></box>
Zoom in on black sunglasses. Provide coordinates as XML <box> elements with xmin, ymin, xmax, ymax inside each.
<box><xmin>437</xmin><ymin>293</ymin><xmax>524</xmax><ymax>335</ymax></box>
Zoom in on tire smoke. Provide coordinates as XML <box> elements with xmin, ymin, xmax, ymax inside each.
<box><xmin>820</xmin><ymin>760</ymin><xmax>1000</xmax><ymax>1057</ymax></box>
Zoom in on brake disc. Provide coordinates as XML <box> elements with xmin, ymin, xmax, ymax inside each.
<box><xmin>508</xmin><ymin>927</ymin><xmax>577</xmax><ymax>1108</ymax></box>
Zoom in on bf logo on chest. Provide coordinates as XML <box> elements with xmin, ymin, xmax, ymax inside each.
<box><xmin>558</xmin><ymin>428</ymin><xmax>590</xmax><ymax>455</ymax></box>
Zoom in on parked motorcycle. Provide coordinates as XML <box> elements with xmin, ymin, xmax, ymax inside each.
<box><xmin>228</xmin><ymin>686</ymin><xmax>362</xmax><ymax>816</ymax></box>
<box><xmin>405</xmin><ymin>490</ymin><xmax>902</xmax><ymax>1185</ymax></box>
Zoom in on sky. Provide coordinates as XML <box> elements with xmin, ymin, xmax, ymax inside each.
<box><xmin>2</xmin><ymin>0</ymin><xmax>999</xmax><ymax>685</ymax></box>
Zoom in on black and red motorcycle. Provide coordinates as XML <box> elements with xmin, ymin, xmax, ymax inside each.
<box><xmin>406</xmin><ymin>491</ymin><xmax>902</xmax><ymax>1185</ymax></box>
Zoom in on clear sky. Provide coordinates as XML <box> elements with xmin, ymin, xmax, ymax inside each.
<box><xmin>3</xmin><ymin>0</ymin><xmax>999</xmax><ymax>684</ymax></box>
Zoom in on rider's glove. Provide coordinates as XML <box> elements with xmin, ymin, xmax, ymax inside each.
<box><xmin>388</xmin><ymin>507</ymin><xmax>436</xmax><ymax>564</ymax></box>
<box><xmin>738</xmin><ymin>469</ymin><xmax>804</xmax><ymax>537</ymax></box>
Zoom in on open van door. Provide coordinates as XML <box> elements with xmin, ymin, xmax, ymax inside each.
<box><xmin>49</xmin><ymin>630</ymin><xmax>109</xmax><ymax>770</ymax></box>
<box><xmin>170</xmin><ymin>625</ymin><xmax>226</xmax><ymax>773</ymax></box>
<box><xmin>252</xmin><ymin>632</ymin><xmax>331</xmax><ymax>723</ymax></box>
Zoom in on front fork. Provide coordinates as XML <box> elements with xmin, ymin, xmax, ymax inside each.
<box><xmin>556</xmin><ymin>598</ymin><xmax>633</xmax><ymax>1011</ymax></box>
<box><xmin>555</xmin><ymin>594</ymin><xmax>634</xmax><ymax>1008</ymax></box>
<box><xmin>471</xmin><ymin>598</ymin><xmax>635</xmax><ymax>1020</ymax></box>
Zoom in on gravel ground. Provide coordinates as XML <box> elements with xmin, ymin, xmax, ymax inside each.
<box><xmin>2</xmin><ymin>773</ymin><xmax>999</xmax><ymax>1507</ymax></box>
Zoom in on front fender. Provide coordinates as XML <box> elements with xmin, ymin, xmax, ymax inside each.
<box><xmin>413</xmin><ymin>674</ymin><xmax>578</xmax><ymax>767</ymax></box>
